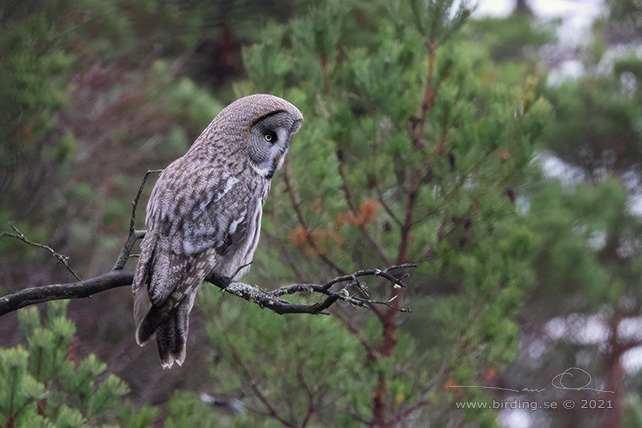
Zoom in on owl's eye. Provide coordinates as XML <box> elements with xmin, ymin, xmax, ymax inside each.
<box><xmin>264</xmin><ymin>132</ymin><xmax>276</xmax><ymax>143</ymax></box>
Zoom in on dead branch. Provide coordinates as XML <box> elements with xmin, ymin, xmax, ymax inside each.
<box><xmin>1</xmin><ymin>224</ymin><xmax>82</xmax><ymax>281</ymax></box>
<box><xmin>0</xmin><ymin>271</ymin><xmax>134</xmax><ymax>315</ymax></box>
<box><xmin>0</xmin><ymin>170</ymin><xmax>414</xmax><ymax>319</ymax></box>
<box><xmin>0</xmin><ymin>264</ymin><xmax>414</xmax><ymax>318</ymax></box>
<box><xmin>112</xmin><ymin>169</ymin><xmax>162</xmax><ymax>270</ymax></box>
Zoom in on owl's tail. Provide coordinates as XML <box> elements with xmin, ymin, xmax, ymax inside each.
<box><xmin>132</xmin><ymin>231</ymin><xmax>197</xmax><ymax>369</ymax></box>
<box><xmin>153</xmin><ymin>305</ymin><xmax>190</xmax><ymax>369</ymax></box>
<box><xmin>134</xmin><ymin>291</ymin><xmax>196</xmax><ymax>369</ymax></box>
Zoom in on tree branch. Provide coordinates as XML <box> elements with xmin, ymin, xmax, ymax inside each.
<box><xmin>1</xmin><ymin>225</ymin><xmax>82</xmax><ymax>281</ymax></box>
<box><xmin>0</xmin><ymin>265</ymin><xmax>414</xmax><ymax>318</ymax></box>
<box><xmin>0</xmin><ymin>271</ymin><xmax>133</xmax><ymax>315</ymax></box>
<box><xmin>0</xmin><ymin>170</ymin><xmax>414</xmax><ymax>323</ymax></box>
<box><xmin>113</xmin><ymin>169</ymin><xmax>162</xmax><ymax>270</ymax></box>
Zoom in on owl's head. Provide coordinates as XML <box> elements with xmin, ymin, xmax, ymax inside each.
<box><xmin>198</xmin><ymin>94</ymin><xmax>303</xmax><ymax>179</ymax></box>
<box><xmin>247</xmin><ymin>107</ymin><xmax>302</xmax><ymax>179</ymax></box>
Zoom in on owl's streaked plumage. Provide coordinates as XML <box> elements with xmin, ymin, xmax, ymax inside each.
<box><xmin>132</xmin><ymin>94</ymin><xmax>303</xmax><ymax>368</ymax></box>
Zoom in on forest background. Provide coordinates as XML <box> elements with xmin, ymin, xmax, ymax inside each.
<box><xmin>1</xmin><ymin>0</ymin><xmax>641</xmax><ymax>427</ymax></box>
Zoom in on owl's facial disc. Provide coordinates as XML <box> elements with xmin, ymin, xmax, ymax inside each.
<box><xmin>248</xmin><ymin>112</ymin><xmax>300</xmax><ymax>179</ymax></box>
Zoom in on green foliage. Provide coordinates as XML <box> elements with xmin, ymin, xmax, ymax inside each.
<box><xmin>0</xmin><ymin>0</ymin><xmax>235</xmax><ymax>276</ymax></box>
<box><xmin>478</xmin><ymin>3</ymin><xmax>642</xmax><ymax>427</ymax></box>
<box><xmin>466</xmin><ymin>14</ymin><xmax>558</xmax><ymax>63</ymax></box>
<box><xmin>0</xmin><ymin>347</ymin><xmax>47</xmax><ymax>428</ymax></box>
<box><xmin>523</xmin><ymin>173</ymin><xmax>640</xmax><ymax>308</ymax></box>
<box><xmin>165</xmin><ymin>391</ymin><xmax>223</xmax><ymax>428</ymax></box>
<box><xmin>6</xmin><ymin>0</ymin><xmax>640</xmax><ymax>427</ymax></box>
<box><xmin>623</xmin><ymin>394</ymin><xmax>642</xmax><ymax>428</ymax></box>
<box><xmin>210</xmin><ymin>0</ymin><xmax>551</xmax><ymax>425</ymax></box>
<box><xmin>408</xmin><ymin>0</ymin><xmax>472</xmax><ymax>41</ymax></box>
<box><xmin>199</xmin><ymin>289</ymin><xmax>368</xmax><ymax>427</ymax></box>
<box><xmin>116</xmin><ymin>401</ymin><xmax>159</xmax><ymax>428</ymax></box>
<box><xmin>0</xmin><ymin>10</ymin><xmax>69</xmax><ymax>143</ymax></box>
<box><xmin>0</xmin><ymin>4</ymin><xmax>73</xmax><ymax>222</ymax></box>
<box><xmin>146</xmin><ymin>59</ymin><xmax>224</xmax><ymax>128</ymax></box>
<box><xmin>543</xmin><ymin>72</ymin><xmax>642</xmax><ymax>175</ymax></box>
<box><xmin>0</xmin><ymin>302</ymin><xmax>147</xmax><ymax>427</ymax></box>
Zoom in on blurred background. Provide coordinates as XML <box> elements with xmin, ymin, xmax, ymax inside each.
<box><xmin>0</xmin><ymin>0</ymin><xmax>641</xmax><ymax>427</ymax></box>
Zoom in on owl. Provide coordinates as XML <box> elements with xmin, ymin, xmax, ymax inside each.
<box><xmin>132</xmin><ymin>94</ymin><xmax>303</xmax><ymax>368</ymax></box>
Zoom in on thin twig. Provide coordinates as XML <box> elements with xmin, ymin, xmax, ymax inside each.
<box><xmin>0</xmin><ymin>225</ymin><xmax>82</xmax><ymax>281</ymax></box>
<box><xmin>113</xmin><ymin>169</ymin><xmax>162</xmax><ymax>271</ymax></box>
<box><xmin>113</xmin><ymin>230</ymin><xmax>146</xmax><ymax>271</ymax></box>
<box><xmin>128</xmin><ymin>169</ymin><xmax>163</xmax><ymax>236</ymax></box>
<box><xmin>324</xmin><ymin>265</ymin><xmax>413</xmax><ymax>290</ymax></box>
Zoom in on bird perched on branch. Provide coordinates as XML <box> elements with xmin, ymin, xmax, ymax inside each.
<box><xmin>132</xmin><ymin>94</ymin><xmax>303</xmax><ymax>368</ymax></box>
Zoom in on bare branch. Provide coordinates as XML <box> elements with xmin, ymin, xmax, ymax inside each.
<box><xmin>212</xmin><ymin>264</ymin><xmax>414</xmax><ymax>316</ymax></box>
<box><xmin>113</xmin><ymin>169</ymin><xmax>162</xmax><ymax>271</ymax></box>
<box><xmin>128</xmin><ymin>169</ymin><xmax>163</xmax><ymax>236</ymax></box>
<box><xmin>113</xmin><ymin>230</ymin><xmax>146</xmax><ymax>271</ymax></box>
<box><xmin>0</xmin><ymin>264</ymin><xmax>414</xmax><ymax>318</ymax></box>
<box><xmin>0</xmin><ymin>171</ymin><xmax>414</xmax><ymax>336</ymax></box>
<box><xmin>0</xmin><ymin>271</ymin><xmax>133</xmax><ymax>315</ymax></box>
<box><xmin>0</xmin><ymin>225</ymin><xmax>82</xmax><ymax>281</ymax></box>
<box><xmin>318</xmin><ymin>264</ymin><xmax>414</xmax><ymax>291</ymax></box>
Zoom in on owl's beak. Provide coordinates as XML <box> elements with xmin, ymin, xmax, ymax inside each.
<box><xmin>273</xmin><ymin>155</ymin><xmax>282</xmax><ymax>171</ymax></box>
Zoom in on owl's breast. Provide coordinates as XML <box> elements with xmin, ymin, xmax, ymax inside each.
<box><xmin>213</xmin><ymin>194</ymin><xmax>264</xmax><ymax>279</ymax></box>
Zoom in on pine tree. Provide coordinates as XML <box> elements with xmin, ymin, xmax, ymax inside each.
<box><xmin>188</xmin><ymin>0</ymin><xmax>551</xmax><ymax>426</ymax></box>
<box><xmin>0</xmin><ymin>301</ymin><xmax>157</xmax><ymax>427</ymax></box>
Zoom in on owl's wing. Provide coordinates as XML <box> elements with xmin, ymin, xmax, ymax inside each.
<box><xmin>148</xmin><ymin>160</ymin><xmax>253</xmax><ymax>256</ymax></box>
<box><xmin>133</xmin><ymin>159</ymin><xmax>254</xmax><ymax>347</ymax></box>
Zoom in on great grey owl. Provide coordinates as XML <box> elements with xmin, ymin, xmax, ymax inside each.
<box><xmin>132</xmin><ymin>94</ymin><xmax>303</xmax><ymax>368</ymax></box>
